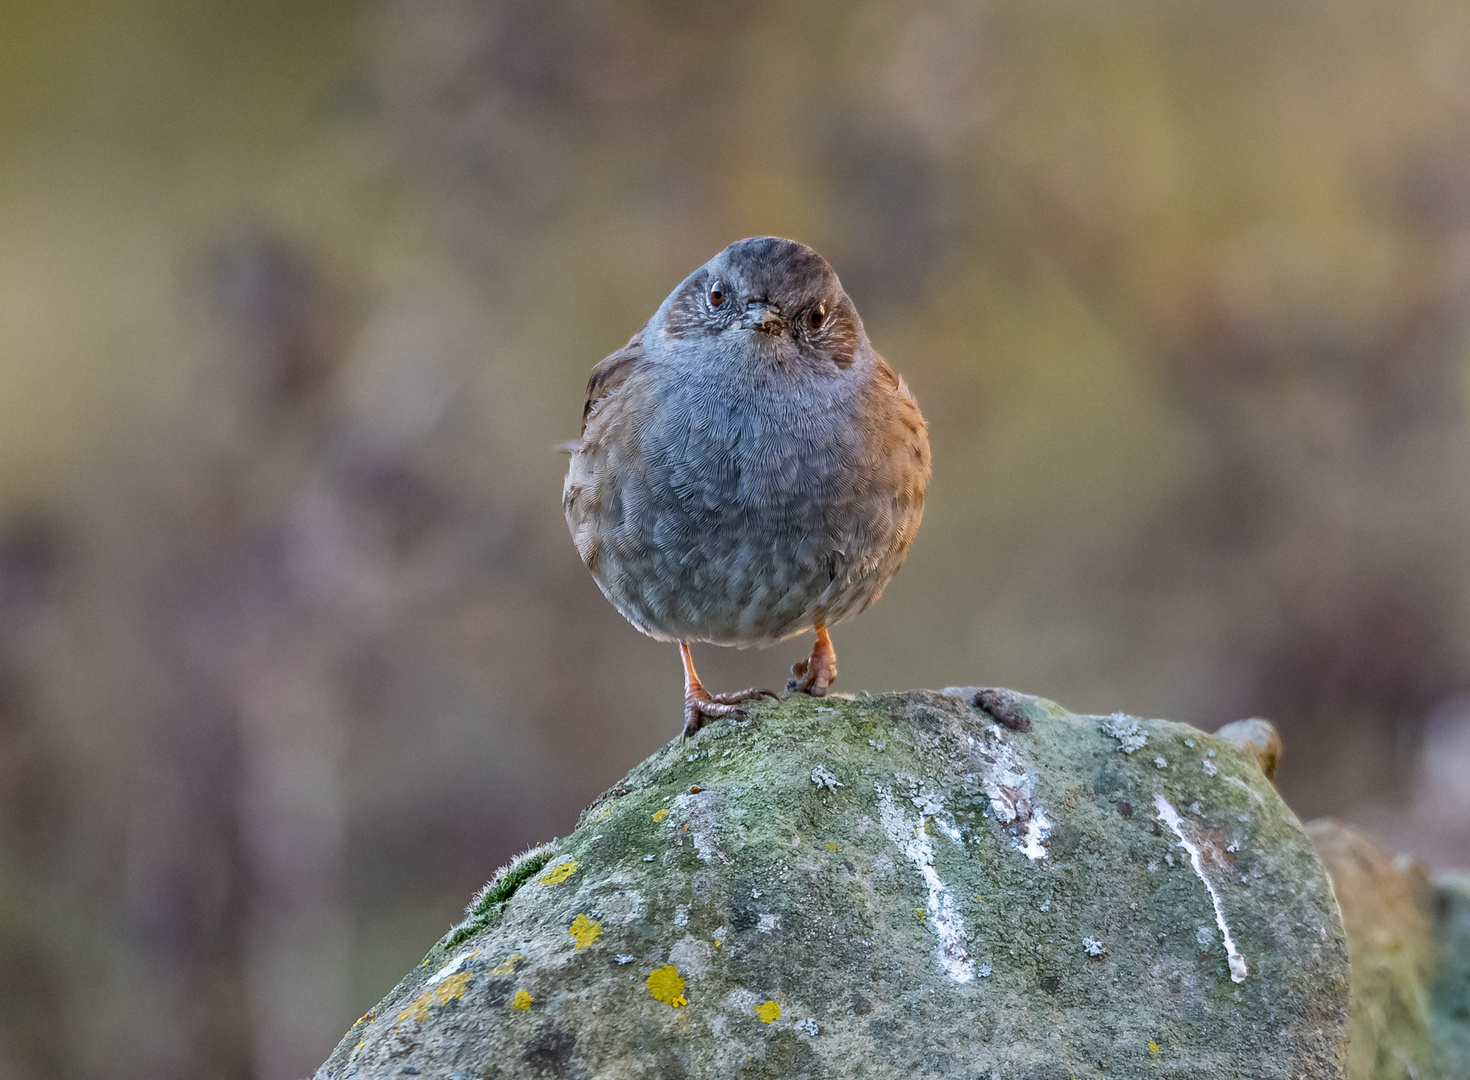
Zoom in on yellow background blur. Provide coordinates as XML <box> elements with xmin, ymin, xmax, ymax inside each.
<box><xmin>4</xmin><ymin>2</ymin><xmax>1470</xmax><ymax>1077</ymax></box>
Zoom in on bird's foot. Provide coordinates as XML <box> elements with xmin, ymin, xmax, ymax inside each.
<box><xmin>682</xmin><ymin>686</ymin><xmax>777</xmax><ymax>741</ymax></box>
<box><xmin>787</xmin><ymin>625</ymin><xmax>838</xmax><ymax>697</ymax></box>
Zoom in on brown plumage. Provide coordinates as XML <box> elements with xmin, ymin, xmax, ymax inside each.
<box><xmin>563</xmin><ymin>237</ymin><xmax>930</xmax><ymax>738</ymax></box>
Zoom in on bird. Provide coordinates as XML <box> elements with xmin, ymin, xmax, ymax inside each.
<box><xmin>563</xmin><ymin>236</ymin><xmax>930</xmax><ymax>739</ymax></box>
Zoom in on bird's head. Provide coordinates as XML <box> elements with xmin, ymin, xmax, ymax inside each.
<box><xmin>661</xmin><ymin>236</ymin><xmax>863</xmax><ymax>371</ymax></box>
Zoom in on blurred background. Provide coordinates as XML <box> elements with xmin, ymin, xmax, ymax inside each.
<box><xmin>3</xmin><ymin>0</ymin><xmax>1470</xmax><ymax>1075</ymax></box>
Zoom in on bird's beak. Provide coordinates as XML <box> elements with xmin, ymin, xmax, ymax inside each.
<box><xmin>743</xmin><ymin>300</ymin><xmax>787</xmax><ymax>335</ymax></box>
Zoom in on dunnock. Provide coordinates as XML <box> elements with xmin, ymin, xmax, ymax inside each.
<box><xmin>563</xmin><ymin>237</ymin><xmax>930</xmax><ymax>738</ymax></box>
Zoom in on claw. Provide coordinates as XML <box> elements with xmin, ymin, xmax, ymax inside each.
<box><xmin>678</xmin><ymin>642</ymin><xmax>774</xmax><ymax>740</ymax></box>
<box><xmin>787</xmin><ymin>622</ymin><xmax>837</xmax><ymax>697</ymax></box>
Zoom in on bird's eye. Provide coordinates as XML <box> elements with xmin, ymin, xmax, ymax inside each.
<box><xmin>709</xmin><ymin>280</ymin><xmax>726</xmax><ymax>307</ymax></box>
<box><xmin>808</xmin><ymin>302</ymin><xmax>827</xmax><ymax>329</ymax></box>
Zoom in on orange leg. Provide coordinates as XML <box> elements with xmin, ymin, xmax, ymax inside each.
<box><xmin>787</xmin><ymin>621</ymin><xmax>837</xmax><ymax>697</ymax></box>
<box><xmin>679</xmin><ymin>642</ymin><xmax>776</xmax><ymax>740</ymax></box>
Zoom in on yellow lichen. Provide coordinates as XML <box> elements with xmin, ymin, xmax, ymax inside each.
<box><xmin>646</xmin><ymin>964</ymin><xmax>688</xmax><ymax>1007</ymax></box>
<box><xmin>1148</xmin><ymin>1039</ymin><xmax>1161</xmax><ymax>1055</ymax></box>
<box><xmin>826</xmin><ymin>842</ymin><xmax>838</xmax><ymax>852</ymax></box>
<box><xmin>511</xmin><ymin>990</ymin><xmax>534</xmax><ymax>1011</ymax></box>
<box><xmin>652</xmin><ymin>808</ymin><xmax>671</xmax><ymax>823</ymax></box>
<box><xmin>538</xmin><ymin>860</ymin><xmax>579</xmax><ymax>885</ymax></box>
<box><xmin>396</xmin><ymin>971</ymin><xmax>474</xmax><ymax>1024</ymax></box>
<box><xmin>489</xmin><ymin>951</ymin><xmax>523</xmax><ymax>977</ymax></box>
<box><xmin>569</xmin><ymin>913</ymin><xmax>603</xmax><ymax>949</ymax></box>
<box><xmin>755</xmin><ymin>999</ymin><xmax>781</xmax><ymax>1023</ymax></box>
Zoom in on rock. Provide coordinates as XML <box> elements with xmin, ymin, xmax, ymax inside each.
<box><xmin>1306</xmin><ymin>820</ymin><xmax>1470</xmax><ymax>1079</ymax></box>
<box><xmin>316</xmin><ymin>689</ymin><xmax>1350</xmax><ymax>1079</ymax></box>
<box><xmin>1428</xmin><ymin>871</ymin><xmax>1470</xmax><ymax>1074</ymax></box>
<box><xmin>1214</xmin><ymin>717</ymin><xmax>1283</xmax><ymax>781</ymax></box>
<box><xmin>1306</xmin><ymin>820</ymin><xmax>1434</xmax><ymax>1080</ymax></box>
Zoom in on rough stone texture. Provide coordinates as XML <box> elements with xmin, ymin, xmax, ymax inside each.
<box><xmin>1306</xmin><ymin>820</ymin><xmax>1470</xmax><ymax>1080</ymax></box>
<box><xmin>1307</xmin><ymin>820</ymin><xmax>1434</xmax><ymax>1080</ymax></box>
<box><xmin>316</xmin><ymin>689</ymin><xmax>1350</xmax><ymax>1079</ymax></box>
<box><xmin>1428</xmin><ymin>872</ymin><xmax>1470</xmax><ymax>1078</ymax></box>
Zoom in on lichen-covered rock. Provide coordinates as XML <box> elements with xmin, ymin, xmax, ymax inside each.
<box><xmin>1306</xmin><ymin>820</ymin><xmax>1434</xmax><ymax>1080</ymax></box>
<box><xmin>1428</xmin><ymin>872</ymin><xmax>1470</xmax><ymax>1076</ymax></box>
<box><xmin>316</xmin><ymin>689</ymin><xmax>1350</xmax><ymax>1079</ymax></box>
<box><xmin>1306</xmin><ymin>820</ymin><xmax>1470</xmax><ymax>1080</ymax></box>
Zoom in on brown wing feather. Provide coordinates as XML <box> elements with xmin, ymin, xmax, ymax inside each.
<box><xmin>581</xmin><ymin>328</ymin><xmax>645</xmax><ymax>434</ymax></box>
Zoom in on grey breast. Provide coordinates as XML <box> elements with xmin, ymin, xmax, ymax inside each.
<box><xmin>586</xmin><ymin>349</ymin><xmax>913</xmax><ymax>647</ymax></box>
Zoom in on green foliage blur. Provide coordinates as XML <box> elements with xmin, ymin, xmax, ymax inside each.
<box><xmin>3</xmin><ymin>1</ymin><xmax>1470</xmax><ymax>1077</ymax></box>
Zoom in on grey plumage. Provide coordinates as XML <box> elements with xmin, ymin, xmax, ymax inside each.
<box><xmin>563</xmin><ymin>237</ymin><xmax>930</xmax><ymax>734</ymax></box>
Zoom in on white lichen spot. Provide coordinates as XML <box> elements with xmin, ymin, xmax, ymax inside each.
<box><xmin>1188</xmin><ymin>801</ymin><xmax>1202</xmax><ymax>815</ymax></box>
<box><xmin>811</xmin><ymin>765</ymin><xmax>843</xmax><ymax>792</ymax></box>
<box><xmin>615</xmin><ymin>953</ymin><xmax>635</xmax><ymax>965</ymax></box>
<box><xmin>912</xmin><ymin>790</ymin><xmax>944</xmax><ymax>816</ymax></box>
<box><xmin>1207</xmin><ymin>749</ymin><xmax>1217</xmax><ymax>758</ymax></box>
<box><xmin>643</xmin><ymin>854</ymin><xmax>655</xmax><ymax>861</ymax></box>
<box><xmin>1185</xmin><ymin>739</ymin><xmax>1195</xmax><ymax>748</ymax></box>
<box><xmin>1237</xmin><ymin>814</ymin><xmax>1250</xmax><ymax>823</ymax></box>
<box><xmin>723</xmin><ymin>987</ymin><xmax>760</xmax><ymax>1013</ymax></box>
<box><xmin>1202</xmin><ymin>759</ymin><xmax>1219</xmax><ymax>777</ymax></box>
<box><xmin>910</xmin><ymin>791</ymin><xmax>964</xmax><ymax>843</ymax></box>
<box><xmin>1226</xmin><ymin>841</ymin><xmax>1239</xmax><ymax>853</ymax></box>
<box><xmin>868</xmin><ymin>740</ymin><xmax>886</xmax><ymax>752</ymax></box>
<box><xmin>1101</xmin><ymin>713</ymin><xmax>1149</xmax><ymax>754</ymax></box>
<box><xmin>669</xmin><ymin>934</ymin><xmax>713</xmax><ymax>978</ymax></box>
<box><xmin>1196</xmin><ymin>926</ymin><xmax>1214</xmax><ymax>946</ymax></box>
<box><xmin>1082</xmin><ymin>936</ymin><xmax>1107</xmax><ymax>956</ymax></box>
<box><xmin>1154</xmin><ymin>757</ymin><xmax>1168</xmax><ymax>769</ymax></box>
<box><xmin>1040</xmin><ymin>899</ymin><xmax>1051</xmax><ymax>912</ymax></box>
<box><xmin>673</xmin><ymin>905</ymin><xmax>689</xmax><ymax>928</ymax></box>
<box><xmin>976</xmin><ymin>963</ymin><xmax>992</xmax><ymax>977</ymax></box>
<box><xmin>857</xmin><ymin>815</ymin><xmax>872</xmax><ymax>835</ymax></box>
<box><xmin>876</xmin><ymin>785</ymin><xmax>974</xmax><ymax>982</ymax></box>
<box><xmin>757</xmin><ymin>914</ymin><xmax>782</xmax><ymax>934</ymax></box>
<box><xmin>796</xmin><ymin>1017</ymin><xmax>819</xmax><ymax>1037</ymax></box>
<box><xmin>1155</xmin><ymin>793</ymin><xmax>1248</xmax><ymax>983</ymax></box>
<box><xmin>1165</xmin><ymin>853</ymin><xmax>1175</xmax><ymax>867</ymax></box>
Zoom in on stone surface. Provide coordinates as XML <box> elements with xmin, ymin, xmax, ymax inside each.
<box><xmin>1428</xmin><ymin>871</ymin><xmax>1470</xmax><ymax>1077</ymax></box>
<box><xmin>316</xmin><ymin>689</ymin><xmax>1350</xmax><ymax>1079</ymax></box>
<box><xmin>1306</xmin><ymin>821</ymin><xmax>1470</xmax><ymax>1080</ymax></box>
<box><xmin>1214</xmin><ymin>718</ymin><xmax>1283</xmax><ymax>781</ymax></box>
<box><xmin>1307</xmin><ymin>820</ymin><xmax>1434</xmax><ymax>1080</ymax></box>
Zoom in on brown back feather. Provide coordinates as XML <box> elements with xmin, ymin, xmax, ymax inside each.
<box><xmin>581</xmin><ymin>329</ymin><xmax>644</xmax><ymax>434</ymax></box>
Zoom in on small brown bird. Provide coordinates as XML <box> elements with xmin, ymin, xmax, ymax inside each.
<box><xmin>563</xmin><ymin>237</ymin><xmax>930</xmax><ymax>738</ymax></box>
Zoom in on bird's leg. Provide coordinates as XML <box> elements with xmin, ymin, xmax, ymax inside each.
<box><xmin>787</xmin><ymin>621</ymin><xmax>838</xmax><ymax>696</ymax></box>
<box><xmin>680</xmin><ymin>642</ymin><xmax>776</xmax><ymax>741</ymax></box>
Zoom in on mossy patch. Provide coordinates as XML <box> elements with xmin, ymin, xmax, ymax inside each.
<box><xmin>441</xmin><ymin>843</ymin><xmax>557</xmax><ymax>950</ymax></box>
